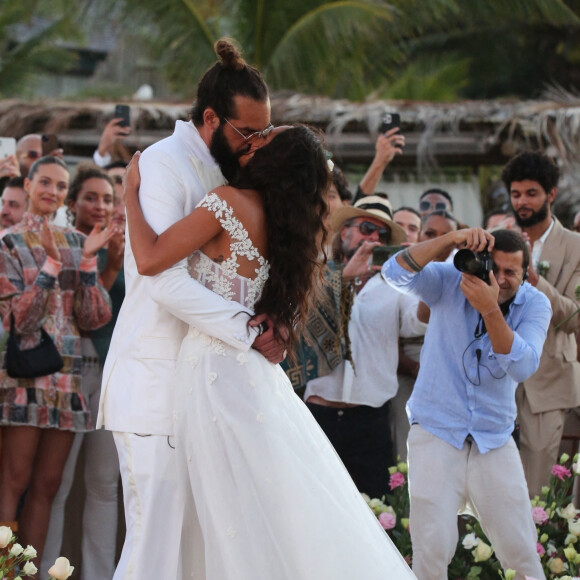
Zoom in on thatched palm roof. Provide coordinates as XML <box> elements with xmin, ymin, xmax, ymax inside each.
<box><xmin>2</xmin><ymin>92</ymin><xmax>580</xmax><ymax>214</ymax></box>
<box><xmin>1</xmin><ymin>93</ymin><xmax>577</xmax><ymax>164</ymax></box>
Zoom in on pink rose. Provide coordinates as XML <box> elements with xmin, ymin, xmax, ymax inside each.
<box><xmin>536</xmin><ymin>543</ymin><xmax>546</xmax><ymax>556</ymax></box>
<box><xmin>389</xmin><ymin>472</ymin><xmax>405</xmax><ymax>490</ymax></box>
<box><xmin>532</xmin><ymin>506</ymin><xmax>549</xmax><ymax>525</ymax></box>
<box><xmin>552</xmin><ymin>464</ymin><xmax>572</xmax><ymax>481</ymax></box>
<box><xmin>379</xmin><ymin>512</ymin><xmax>396</xmax><ymax>530</ymax></box>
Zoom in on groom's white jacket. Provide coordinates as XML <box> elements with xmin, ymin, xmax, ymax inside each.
<box><xmin>98</xmin><ymin>121</ymin><xmax>258</xmax><ymax>436</ymax></box>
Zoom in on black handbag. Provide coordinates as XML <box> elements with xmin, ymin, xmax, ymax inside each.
<box><xmin>4</xmin><ymin>314</ymin><xmax>64</xmax><ymax>379</ymax></box>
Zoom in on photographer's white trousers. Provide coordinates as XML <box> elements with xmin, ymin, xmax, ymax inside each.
<box><xmin>407</xmin><ymin>424</ymin><xmax>545</xmax><ymax>580</ymax></box>
<box><xmin>113</xmin><ymin>432</ymin><xmax>205</xmax><ymax>580</ymax></box>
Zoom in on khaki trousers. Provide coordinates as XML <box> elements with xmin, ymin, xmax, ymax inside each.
<box><xmin>516</xmin><ymin>385</ymin><xmax>566</xmax><ymax>497</ymax></box>
<box><xmin>408</xmin><ymin>425</ymin><xmax>545</xmax><ymax>580</ymax></box>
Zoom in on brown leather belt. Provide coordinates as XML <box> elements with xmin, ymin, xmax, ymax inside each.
<box><xmin>306</xmin><ymin>395</ymin><xmax>359</xmax><ymax>408</ymax></box>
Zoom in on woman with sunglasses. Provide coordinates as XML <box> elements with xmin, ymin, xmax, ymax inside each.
<box><xmin>0</xmin><ymin>156</ymin><xmax>113</xmax><ymax>570</ymax></box>
<box><xmin>418</xmin><ymin>188</ymin><xmax>454</xmax><ymax>217</ymax></box>
<box><xmin>124</xmin><ymin>126</ymin><xmax>416</xmax><ymax>579</ymax></box>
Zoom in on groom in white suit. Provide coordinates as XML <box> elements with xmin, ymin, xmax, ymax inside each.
<box><xmin>98</xmin><ymin>41</ymin><xmax>283</xmax><ymax>580</ymax></box>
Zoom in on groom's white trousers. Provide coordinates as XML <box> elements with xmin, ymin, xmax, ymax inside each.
<box><xmin>113</xmin><ymin>432</ymin><xmax>204</xmax><ymax>580</ymax></box>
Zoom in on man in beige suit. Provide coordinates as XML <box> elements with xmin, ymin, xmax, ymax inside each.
<box><xmin>502</xmin><ymin>151</ymin><xmax>580</xmax><ymax>496</ymax></box>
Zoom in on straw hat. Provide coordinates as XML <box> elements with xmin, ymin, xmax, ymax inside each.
<box><xmin>330</xmin><ymin>195</ymin><xmax>407</xmax><ymax>246</ymax></box>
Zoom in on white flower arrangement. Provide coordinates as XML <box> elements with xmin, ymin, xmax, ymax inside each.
<box><xmin>367</xmin><ymin>453</ymin><xmax>580</xmax><ymax>579</ymax></box>
<box><xmin>0</xmin><ymin>526</ymin><xmax>73</xmax><ymax>579</ymax></box>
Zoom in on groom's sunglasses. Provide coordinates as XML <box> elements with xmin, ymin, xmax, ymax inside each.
<box><xmin>224</xmin><ymin>119</ymin><xmax>275</xmax><ymax>144</ymax></box>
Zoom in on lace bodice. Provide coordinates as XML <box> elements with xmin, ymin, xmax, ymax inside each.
<box><xmin>187</xmin><ymin>192</ymin><xmax>270</xmax><ymax>309</ymax></box>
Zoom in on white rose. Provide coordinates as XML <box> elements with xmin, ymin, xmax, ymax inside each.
<box><xmin>22</xmin><ymin>545</ymin><xmax>37</xmax><ymax>558</ymax></box>
<box><xmin>462</xmin><ymin>533</ymin><xmax>479</xmax><ymax>550</ymax></box>
<box><xmin>48</xmin><ymin>556</ymin><xmax>75</xmax><ymax>580</ymax></box>
<box><xmin>9</xmin><ymin>542</ymin><xmax>24</xmax><ymax>556</ymax></box>
<box><xmin>565</xmin><ymin>533</ymin><xmax>578</xmax><ymax>545</ymax></box>
<box><xmin>472</xmin><ymin>540</ymin><xmax>493</xmax><ymax>562</ymax></box>
<box><xmin>368</xmin><ymin>498</ymin><xmax>387</xmax><ymax>515</ymax></box>
<box><xmin>0</xmin><ymin>525</ymin><xmax>12</xmax><ymax>548</ymax></box>
<box><xmin>548</xmin><ymin>557</ymin><xmax>565</xmax><ymax>574</ymax></box>
<box><xmin>22</xmin><ymin>561</ymin><xmax>38</xmax><ymax>576</ymax></box>
<box><xmin>570</xmin><ymin>520</ymin><xmax>580</xmax><ymax>537</ymax></box>
<box><xmin>559</xmin><ymin>503</ymin><xmax>579</xmax><ymax>520</ymax></box>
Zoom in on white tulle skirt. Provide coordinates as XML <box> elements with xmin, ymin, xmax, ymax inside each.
<box><xmin>174</xmin><ymin>328</ymin><xmax>416</xmax><ymax>580</ymax></box>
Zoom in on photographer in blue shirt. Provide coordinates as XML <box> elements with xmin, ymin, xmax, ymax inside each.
<box><xmin>383</xmin><ymin>227</ymin><xmax>550</xmax><ymax>580</ymax></box>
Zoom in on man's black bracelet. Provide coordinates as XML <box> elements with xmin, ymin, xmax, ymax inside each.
<box><xmin>401</xmin><ymin>249</ymin><xmax>422</xmax><ymax>272</ymax></box>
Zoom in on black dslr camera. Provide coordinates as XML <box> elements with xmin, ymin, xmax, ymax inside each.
<box><xmin>453</xmin><ymin>247</ymin><xmax>492</xmax><ymax>284</ymax></box>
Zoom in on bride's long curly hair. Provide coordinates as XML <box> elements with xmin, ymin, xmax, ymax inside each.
<box><xmin>231</xmin><ymin>125</ymin><xmax>329</xmax><ymax>350</ymax></box>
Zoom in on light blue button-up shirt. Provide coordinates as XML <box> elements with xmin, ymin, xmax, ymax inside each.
<box><xmin>382</xmin><ymin>256</ymin><xmax>552</xmax><ymax>453</ymax></box>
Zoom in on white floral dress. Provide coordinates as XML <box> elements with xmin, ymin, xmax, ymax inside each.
<box><xmin>173</xmin><ymin>192</ymin><xmax>416</xmax><ymax>580</ymax></box>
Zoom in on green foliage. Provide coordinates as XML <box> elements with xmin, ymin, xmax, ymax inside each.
<box><xmin>66</xmin><ymin>82</ymin><xmax>133</xmax><ymax>101</ymax></box>
<box><xmin>380</xmin><ymin>55</ymin><xmax>470</xmax><ymax>101</ymax></box>
<box><xmin>0</xmin><ymin>0</ymin><xmax>86</xmax><ymax>96</ymax></box>
<box><xmin>6</xmin><ymin>0</ymin><xmax>580</xmax><ymax>101</ymax></box>
<box><xmin>116</xmin><ymin>0</ymin><xmax>580</xmax><ymax>101</ymax></box>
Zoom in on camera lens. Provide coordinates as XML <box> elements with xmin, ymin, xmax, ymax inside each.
<box><xmin>454</xmin><ymin>250</ymin><xmax>480</xmax><ymax>275</ymax></box>
<box><xmin>454</xmin><ymin>249</ymin><xmax>492</xmax><ymax>284</ymax></box>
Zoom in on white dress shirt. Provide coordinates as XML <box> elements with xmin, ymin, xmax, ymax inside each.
<box><xmin>531</xmin><ymin>218</ymin><xmax>554</xmax><ymax>270</ymax></box>
<box><xmin>304</xmin><ymin>274</ymin><xmax>419</xmax><ymax>407</ymax></box>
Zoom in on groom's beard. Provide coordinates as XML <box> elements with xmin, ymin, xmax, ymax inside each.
<box><xmin>210</xmin><ymin>123</ymin><xmax>245</xmax><ymax>182</ymax></box>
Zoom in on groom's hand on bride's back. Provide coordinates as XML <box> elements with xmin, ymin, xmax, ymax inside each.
<box><xmin>250</xmin><ymin>314</ymin><xmax>289</xmax><ymax>364</ymax></box>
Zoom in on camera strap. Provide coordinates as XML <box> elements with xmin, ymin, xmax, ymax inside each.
<box><xmin>473</xmin><ymin>295</ymin><xmax>515</xmax><ymax>339</ymax></box>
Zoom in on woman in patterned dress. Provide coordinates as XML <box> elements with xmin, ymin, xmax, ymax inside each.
<box><xmin>0</xmin><ymin>156</ymin><xmax>113</xmax><ymax>568</ymax></box>
<box><xmin>123</xmin><ymin>126</ymin><xmax>416</xmax><ymax>579</ymax></box>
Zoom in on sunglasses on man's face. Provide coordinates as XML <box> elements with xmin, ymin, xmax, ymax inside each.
<box><xmin>419</xmin><ymin>200</ymin><xmax>448</xmax><ymax>212</ymax></box>
<box><xmin>348</xmin><ymin>221</ymin><xmax>390</xmax><ymax>243</ymax></box>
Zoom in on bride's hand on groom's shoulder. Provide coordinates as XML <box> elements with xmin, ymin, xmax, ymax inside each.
<box><xmin>250</xmin><ymin>314</ymin><xmax>288</xmax><ymax>364</ymax></box>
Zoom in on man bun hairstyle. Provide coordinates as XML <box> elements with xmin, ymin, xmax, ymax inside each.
<box><xmin>190</xmin><ymin>38</ymin><xmax>269</xmax><ymax>125</ymax></box>
<box><xmin>215</xmin><ymin>38</ymin><xmax>246</xmax><ymax>71</ymax></box>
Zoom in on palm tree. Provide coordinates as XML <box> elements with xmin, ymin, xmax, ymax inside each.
<box><xmin>0</xmin><ymin>0</ymin><xmax>89</xmax><ymax>95</ymax></box>
<box><xmin>120</xmin><ymin>0</ymin><xmax>580</xmax><ymax>100</ymax></box>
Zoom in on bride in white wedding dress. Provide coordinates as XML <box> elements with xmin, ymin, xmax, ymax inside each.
<box><xmin>124</xmin><ymin>125</ymin><xmax>416</xmax><ymax>579</ymax></box>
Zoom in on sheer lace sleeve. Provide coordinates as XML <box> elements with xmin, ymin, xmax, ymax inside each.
<box><xmin>189</xmin><ymin>192</ymin><xmax>269</xmax><ymax>309</ymax></box>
